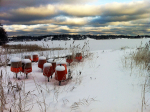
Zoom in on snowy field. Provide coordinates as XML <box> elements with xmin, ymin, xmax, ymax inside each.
<box><xmin>8</xmin><ymin>38</ymin><xmax>150</xmax><ymax>51</ymax></box>
<box><xmin>2</xmin><ymin>38</ymin><xmax>150</xmax><ymax>112</ymax></box>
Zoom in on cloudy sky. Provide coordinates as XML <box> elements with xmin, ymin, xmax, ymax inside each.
<box><xmin>0</xmin><ymin>0</ymin><xmax>150</xmax><ymax>36</ymax></box>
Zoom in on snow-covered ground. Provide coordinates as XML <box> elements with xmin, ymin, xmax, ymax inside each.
<box><xmin>2</xmin><ymin>38</ymin><xmax>150</xmax><ymax>112</ymax></box>
<box><xmin>8</xmin><ymin>38</ymin><xmax>150</xmax><ymax>51</ymax></box>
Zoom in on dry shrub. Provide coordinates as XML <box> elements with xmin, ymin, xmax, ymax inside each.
<box><xmin>2</xmin><ymin>44</ymin><xmax>63</xmax><ymax>54</ymax></box>
<box><xmin>69</xmin><ymin>40</ymin><xmax>90</xmax><ymax>61</ymax></box>
<box><xmin>122</xmin><ymin>42</ymin><xmax>150</xmax><ymax>111</ymax></box>
<box><xmin>131</xmin><ymin>42</ymin><xmax>150</xmax><ymax>69</ymax></box>
<box><xmin>0</xmin><ymin>71</ymin><xmax>7</xmax><ymax>112</ymax></box>
<box><xmin>120</xmin><ymin>46</ymin><xmax>129</xmax><ymax>50</ymax></box>
<box><xmin>70</xmin><ymin>97</ymin><xmax>97</xmax><ymax>111</ymax></box>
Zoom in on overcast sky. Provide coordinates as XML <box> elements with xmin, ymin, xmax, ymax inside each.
<box><xmin>0</xmin><ymin>0</ymin><xmax>150</xmax><ymax>36</ymax></box>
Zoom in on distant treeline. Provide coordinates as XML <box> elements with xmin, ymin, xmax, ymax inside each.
<box><xmin>8</xmin><ymin>34</ymin><xmax>150</xmax><ymax>41</ymax></box>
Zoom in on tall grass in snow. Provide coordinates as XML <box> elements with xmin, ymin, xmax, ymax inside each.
<box><xmin>2</xmin><ymin>44</ymin><xmax>63</xmax><ymax>54</ymax></box>
<box><xmin>122</xmin><ymin>41</ymin><xmax>150</xmax><ymax>112</ymax></box>
<box><xmin>131</xmin><ymin>42</ymin><xmax>150</xmax><ymax>70</ymax></box>
<box><xmin>122</xmin><ymin>41</ymin><xmax>150</xmax><ymax>71</ymax></box>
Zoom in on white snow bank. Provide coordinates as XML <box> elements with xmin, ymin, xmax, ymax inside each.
<box><xmin>43</xmin><ymin>63</ymin><xmax>52</xmax><ymax>68</ymax></box>
<box><xmin>55</xmin><ymin>65</ymin><xmax>65</xmax><ymax>71</ymax></box>
<box><xmin>39</xmin><ymin>56</ymin><xmax>46</xmax><ymax>60</ymax></box>
<box><xmin>11</xmin><ymin>57</ymin><xmax>21</xmax><ymax>62</ymax></box>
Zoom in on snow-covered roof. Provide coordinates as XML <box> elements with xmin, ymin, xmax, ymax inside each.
<box><xmin>22</xmin><ymin>59</ymin><xmax>31</xmax><ymax>63</ymax></box>
<box><xmin>56</xmin><ymin>60</ymin><xmax>66</xmax><ymax>65</ymax></box>
<box><xmin>67</xmin><ymin>53</ymin><xmax>72</xmax><ymax>55</ymax></box>
<box><xmin>47</xmin><ymin>59</ymin><xmax>55</xmax><ymax>63</ymax></box>
<box><xmin>44</xmin><ymin>63</ymin><xmax>52</xmax><ymax>68</ymax></box>
<box><xmin>39</xmin><ymin>56</ymin><xmax>46</xmax><ymax>60</ymax></box>
<box><xmin>24</xmin><ymin>54</ymin><xmax>31</xmax><ymax>56</ymax></box>
<box><xmin>11</xmin><ymin>57</ymin><xmax>21</xmax><ymax>62</ymax></box>
<box><xmin>33</xmin><ymin>53</ymin><xmax>38</xmax><ymax>55</ymax></box>
<box><xmin>77</xmin><ymin>51</ymin><xmax>82</xmax><ymax>53</ymax></box>
<box><xmin>55</xmin><ymin>65</ymin><xmax>65</xmax><ymax>71</ymax></box>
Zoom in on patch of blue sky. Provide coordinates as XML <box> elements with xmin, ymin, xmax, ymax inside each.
<box><xmin>87</xmin><ymin>0</ymin><xmax>142</xmax><ymax>5</ymax></box>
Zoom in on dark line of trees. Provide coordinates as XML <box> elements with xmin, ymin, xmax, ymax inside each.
<box><xmin>8</xmin><ymin>34</ymin><xmax>150</xmax><ymax>42</ymax></box>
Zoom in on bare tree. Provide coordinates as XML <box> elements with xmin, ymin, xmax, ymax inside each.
<box><xmin>0</xmin><ymin>23</ymin><xmax>8</xmax><ymax>45</ymax></box>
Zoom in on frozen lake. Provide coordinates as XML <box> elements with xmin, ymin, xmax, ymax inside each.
<box><xmin>8</xmin><ymin>38</ymin><xmax>150</xmax><ymax>51</ymax></box>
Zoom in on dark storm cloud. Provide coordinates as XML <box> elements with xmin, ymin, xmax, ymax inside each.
<box><xmin>0</xmin><ymin>0</ymin><xmax>96</xmax><ymax>11</ymax></box>
<box><xmin>0</xmin><ymin>14</ymin><xmax>53</xmax><ymax>23</ymax></box>
<box><xmin>0</xmin><ymin>4</ymin><xmax>58</xmax><ymax>24</ymax></box>
<box><xmin>90</xmin><ymin>13</ymin><xmax>149</xmax><ymax>24</ymax></box>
